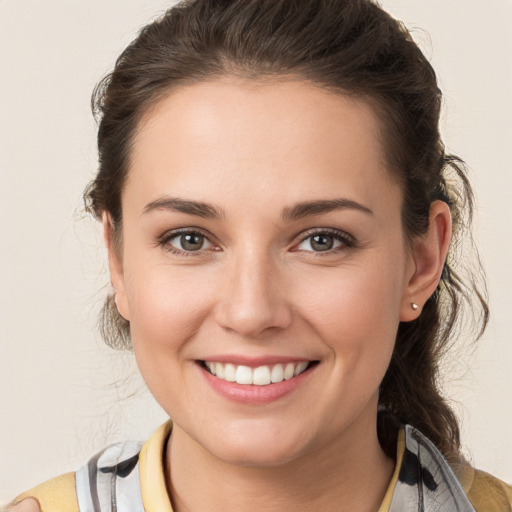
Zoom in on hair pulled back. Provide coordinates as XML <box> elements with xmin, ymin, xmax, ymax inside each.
<box><xmin>85</xmin><ymin>0</ymin><xmax>488</xmax><ymax>462</ymax></box>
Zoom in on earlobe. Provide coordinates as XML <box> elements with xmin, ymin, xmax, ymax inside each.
<box><xmin>102</xmin><ymin>213</ymin><xmax>131</xmax><ymax>321</ymax></box>
<box><xmin>400</xmin><ymin>201</ymin><xmax>452</xmax><ymax>322</ymax></box>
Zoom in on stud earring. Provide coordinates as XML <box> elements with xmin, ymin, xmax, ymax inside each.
<box><xmin>411</xmin><ymin>303</ymin><xmax>419</xmax><ymax>310</ymax></box>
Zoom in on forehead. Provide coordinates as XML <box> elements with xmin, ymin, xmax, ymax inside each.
<box><xmin>126</xmin><ymin>78</ymin><xmax>400</xmax><ymax>217</ymax></box>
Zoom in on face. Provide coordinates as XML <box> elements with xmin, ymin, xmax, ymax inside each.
<box><xmin>111</xmin><ymin>78</ymin><xmax>418</xmax><ymax>467</ymax></box>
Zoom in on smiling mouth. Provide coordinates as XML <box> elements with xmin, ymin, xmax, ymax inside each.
<box><xmin>201</xmin><ymin>361</ymin><xmax>318</xmax><ymax>386</ymax></box>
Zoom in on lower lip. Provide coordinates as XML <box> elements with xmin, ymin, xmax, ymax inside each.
<box><xmin>199</xmin><ymin>363</ymin><xmax>316</xmax><ymax>404</ymax></box>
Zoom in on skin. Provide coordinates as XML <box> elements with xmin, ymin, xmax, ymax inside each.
<box><xmin>9</xmin><ymin>79</ymin><xmax>449</xmax><ymax>512</ymax></box>
<box><xmin>104</xmin><ymin>78</ymin><xmax>452</xmax><ymax>511</ymax></box>
<box><xmin>8</xmin><ymin>499</ymin><xmax>40</xmax><ymax>512</ymax></box>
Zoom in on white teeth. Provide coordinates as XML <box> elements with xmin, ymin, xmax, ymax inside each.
<box><xmin>206</xmin><ymin>361</ymin><xmax>216</xmax><ymax>376</ymax></box>
<box><xmin>235</xmin><ymin>365</ymin><xmax>253</xmax><ymax>385</ymax></box>
<box><xmin>294</xmin><ymin>362</ymin><xmax>308</xmax><ymax>376</ymax></box>
<box><xmin>253</xmin><ymin>366</ymin><xmax>271</xmax><ymax>386</ymax></box>
<box><xmin>205</xmin><ymin>361</ymin><xmax>311</xmax><ymax>385</ymax></box>
<box><xmin>271</xmin><ymin>364</ymin><xmax>284</xmax><ymax>383</ymax></box>
<box><xmin>224</xmin><ymin>363</ymin><xmax>236</xmax><ymax>382</ymax></box>
<box><xmin>283</xmin><ymin>362</ymin><xmax>295</xmax><ymax>380</ymax></box>
<box><xmin>215</xmin><ymin>362</ymin><xmax>225</xmax><ymax>379</ymax></box>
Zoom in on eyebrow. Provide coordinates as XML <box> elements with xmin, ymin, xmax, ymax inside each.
<box><xmin>142</xmin><ymin>196</ymin><xmax>373</xmax><ymax>220</ymax></box>
<box><xmin>281</xmin><ymin>198</ymin><xmax>373</xmax><ymax>220</ymax></box>
<box><xmin>143</xmin><ymin>197</ymin><xmax>223</xmax><ymax>219</ymax></box>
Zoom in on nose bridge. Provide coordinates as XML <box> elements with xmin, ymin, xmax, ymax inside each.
<box><xmin>216</xmin><ymin>242</ymin><xmax>291</xmax><ymax>338</ymax></box>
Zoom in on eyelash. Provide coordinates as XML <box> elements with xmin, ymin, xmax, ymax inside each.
<box><xmin>294</xmin><ymin>228</ymin><xmax>355</xmax><ymax>255</ymax></box>
<box><xmin>158</xmin><ymin>228</ymin><xmax>217</xmax><ymax>257</ymax></box>
<box><xmin>157</xmin><ymin>227</ymin><xmax>355</xmax><ymax>256</ymax></box>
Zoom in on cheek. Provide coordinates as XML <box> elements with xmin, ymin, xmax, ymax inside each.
<box><xmin>123</xmin><ymin>262</ymin><xmax>216</xmax><ymax>358</ymax></box>
<box><xmin>292</xmin><ymin>253</ymin><xmax>405</xmax><ymax>371</ymax></box>
<box><xmin>297</xmin><ymin>258</ymin><xmax>403</xmax><ymax>325</ymax></box>
<box><xmin>123</xmin><ymin>263</ymin><xmax>219</xmax><ymax>407</ymax></box>
<box><xmin>139</xmin><ymin>276</ymin><xmax>205</xmax><ymax>318</ymax></box>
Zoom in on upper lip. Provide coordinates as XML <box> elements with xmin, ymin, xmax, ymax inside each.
<box><xmin>199</xmin><ymin>355</ymin><xmax>316</xmax><ymax>367</ymax></box>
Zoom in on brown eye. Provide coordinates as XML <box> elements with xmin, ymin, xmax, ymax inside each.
<box><xmin>169</xmin><ymin>232</ymin><xmax>212</xmax><ymax>252</ymax></box>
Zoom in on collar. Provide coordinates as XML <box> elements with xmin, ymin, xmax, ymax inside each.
<box><xmin>138</xmin><ymin>421</ymin><xmax>476</xmax><ymax>512</ymax></box>
<box><xmin>139</xmin><ymin>421</ymin><xmax>174</xmax><ymax>512</ymax></box>
<box><xmin>388</xmin><ymin>424</ymin><xmax>475</xmax><ymax>511</ymax></box>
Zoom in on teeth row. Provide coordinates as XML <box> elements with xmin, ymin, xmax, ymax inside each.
<box><xmin>205</xmin><ymin>361</ymin><xmax>309</xmax><ymax>386</ymax></box>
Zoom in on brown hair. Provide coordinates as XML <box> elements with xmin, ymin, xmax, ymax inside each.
<box><xmin>85</xmin><ymin>0</ymin><xmax>488</xmax><ymax>461</ymax></box>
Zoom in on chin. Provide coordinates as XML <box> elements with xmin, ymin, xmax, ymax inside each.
<box><xmin>200</xmin><ymin>421</ymin><xmax>313</xmax><ymax>468</ymax></box>
<box><xmin>213</xmin><ymin>442</ymin><xmax>304</xmax><ymax>468</ymax></box>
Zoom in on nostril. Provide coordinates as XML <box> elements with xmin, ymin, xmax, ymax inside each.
<box><xmin>214</xmin><ymin>297</ymin><xmax>293</xmax><ymax>339</ymax></box>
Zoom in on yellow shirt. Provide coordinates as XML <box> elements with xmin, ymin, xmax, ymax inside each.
<box><xmin>10</xmin><ymin>421</ymin><xmax>512</xmax><ymax>512</ymax></box>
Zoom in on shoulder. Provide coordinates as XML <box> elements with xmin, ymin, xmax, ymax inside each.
<box><xmin>394</xmin><ymin>424</ymin><xmax>512</xmax><ymax>512</ymax></box>
<box><xmin>8</xmin><ymin>473</ymin><xmax>78</xmax><ymax>512</ymax></box>
<box><xmin>6</xmin><ymin>423</ymin><xmax>173</xmax><ymax>512</ymax></box>
<box><xmin>453</xmin><ymin>463</ymin><xmax>512</xmax><ymax>512</ymax></box>
<box><xmin>7</xmin><ymin>441</ymin><xmax>143</xmax><ymax>512</ymax></box>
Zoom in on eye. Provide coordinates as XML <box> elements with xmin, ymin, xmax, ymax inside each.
<box><xmin>167</xmin><ymin>231</ymin><xmax>213</xmax><ymax>252</ymax></box>
<box><xmin>295</xmin><ymin>230</ymin><xmax>352</xmax><ymax>252</ymax></box>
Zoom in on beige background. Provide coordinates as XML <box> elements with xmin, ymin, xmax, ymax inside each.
<box><xmin>0</xmin><ymin>0</ymin><xmax>511</xmax><ymax>501</ymax></box>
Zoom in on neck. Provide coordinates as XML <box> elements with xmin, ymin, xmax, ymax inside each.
<box><xmin>166</xmin><ymin>410</ymin><xmax>395</xmax><ymax>512</ymax></box>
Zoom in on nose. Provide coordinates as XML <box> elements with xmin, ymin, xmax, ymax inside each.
<box><xmin>214</xmin><ymin>248</ymin><xmax>293</xmax><ymax>339</ymax></box>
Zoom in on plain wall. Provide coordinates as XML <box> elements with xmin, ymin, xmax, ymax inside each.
<box><xmin>1</xmin><ymin>0</ymin><xmax>511</xmax><ymax>501</ymax></box>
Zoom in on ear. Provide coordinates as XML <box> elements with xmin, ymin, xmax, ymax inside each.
<box><xmin>400</xmin><ymin>200</ymin><xmax>452</xmax><ymax>322</ymax></box>
<box><xmin>102</xmin><ymin>212</ymin><xmax>131</xmax><ymax>321</ymax></box>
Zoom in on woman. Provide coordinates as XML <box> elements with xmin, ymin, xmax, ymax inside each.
<box><xmin>8</xmin><ymin>0</ymin><xmax>511</xmax><ymax>510</ymax></box>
